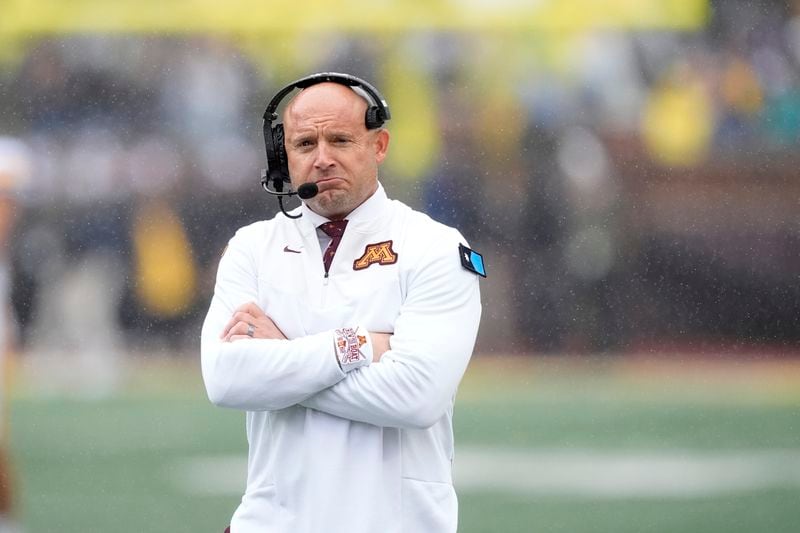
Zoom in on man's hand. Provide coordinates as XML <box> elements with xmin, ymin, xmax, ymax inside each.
<box><xmin>369</xmin><ymin>332</ymin><xmax>392</xmax><ymax>362</ymax></box>
<box><xmin>221</xmin><ymin>301</ymin><xmax>287</xmax><ymax>342</ymax></box>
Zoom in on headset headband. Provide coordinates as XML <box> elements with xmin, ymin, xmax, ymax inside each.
<box><xmin>262</xmin><ymin>72</ymin><xmax>391</xmax><ymax>125</ymax></box>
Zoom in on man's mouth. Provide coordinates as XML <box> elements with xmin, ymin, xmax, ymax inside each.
<box><xmin>315</xmin><ymin>176</ymin><xmax>343</xmax><ymax>188</ymax></box>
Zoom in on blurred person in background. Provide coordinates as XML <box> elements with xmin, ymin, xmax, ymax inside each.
<box><xmin>0</xmin><ymin>137</ymin><xmax>30</xmax><ymax>533</ymax></box>
<box><xmin>201</xmin><ymin>73</ymin><xmax>483</xmax><ymax>533</ymax></box>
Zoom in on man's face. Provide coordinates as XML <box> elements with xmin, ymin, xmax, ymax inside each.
<box><xmin>283</xmin><ymin>83</ymin><xmax>389</xmax><ymax>220</ymax></box>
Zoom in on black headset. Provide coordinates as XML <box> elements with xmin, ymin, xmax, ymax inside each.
<box><xmin>260</xmin><ymin>72</ymin><xmax>391</xmax><ymax>218</ymax></box>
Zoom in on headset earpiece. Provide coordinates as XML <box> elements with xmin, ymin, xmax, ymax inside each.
<box><xmin>365</xmin><ymin>106</ymin><xmax>384</xmax><ymax>130</ymax></box>
<box><xmin>263</xmin><ymin>119</ymin><xmax>290</xmax><ymax>191</ymax></box>
<box><xmin>271</xmin><ymin>124</ymin><xmax>289</xmax><ymax>188</ymax></box>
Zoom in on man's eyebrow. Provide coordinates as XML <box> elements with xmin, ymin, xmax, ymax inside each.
<box><xmin>327</xmin><ymin>130</ymin><xmax>355</xmax><ymax>137</ymax></box>
<box><xmin>287</xmin><ymin>129</ymin><xmax>315</xmax><ymax>141</ymax></box>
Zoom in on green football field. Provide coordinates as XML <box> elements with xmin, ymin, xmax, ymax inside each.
<box><xmin>9</xmin><ymin>355</ymin><xmax>800</xmax><ymax>533</ymax></box>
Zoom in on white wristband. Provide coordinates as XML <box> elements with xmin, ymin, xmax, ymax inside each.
<box><xmin>333</xmin><ymin>325</ymin><xmax>373</xmax><ymax>373</ymax></box>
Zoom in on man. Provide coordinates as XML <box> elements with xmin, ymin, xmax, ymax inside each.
<box><xmin>201</xmin><ymin>73</ymin><xmax>483</xmax><ymax>533</ymax></box>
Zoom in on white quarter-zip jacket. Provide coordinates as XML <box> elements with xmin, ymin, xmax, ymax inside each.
<box><xmin>201</xmin><ymin>184</ymin><xmax>482</xmax><ymax>533</ymax></box>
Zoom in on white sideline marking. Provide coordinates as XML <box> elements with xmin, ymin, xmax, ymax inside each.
<box><xmin>170</xmin><ymin>447</ymin><xmax>800</xmax><ymax>499</ymax></box>
<box><xmin>170</xmin><ymin>455</ymin><xmax>247</xmax><ymax>496</ymax></box>
<box><xmin>454</xmin><ymin>447</ymin><xmax>800</xmax><ymax>498</ymax></box>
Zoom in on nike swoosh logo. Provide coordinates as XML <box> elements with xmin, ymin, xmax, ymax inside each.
<box><xmin>283</xmin><ymin>246</ymin><xmax>302</xmax><ymax>254</ymax></box>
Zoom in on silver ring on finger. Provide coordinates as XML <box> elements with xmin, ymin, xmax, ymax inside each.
<box><xmin>246</xmin><ymin>323</ymin><xmax>255</xmax><ymax>337</ymax></box>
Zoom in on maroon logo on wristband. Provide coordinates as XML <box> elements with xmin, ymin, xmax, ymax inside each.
<box><xmin>343</xmin><ymin>347</ymin><xmax>362</xmax><ymax>364</ymax></box>
<box><xmin>353</xmin><ymin>240</ymin><xmax>398</xmax><ymax>270</ymax></box>
<box><xmin>335</xmin><ymin>327</ymin><xmax>367</xmax><ymax>366</ymax></box>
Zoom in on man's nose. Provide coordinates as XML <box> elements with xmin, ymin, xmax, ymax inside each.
<box><xmin>313</xmin><ymin>141</ymin><xmax>335</xmax><ymax>169</ymax></box>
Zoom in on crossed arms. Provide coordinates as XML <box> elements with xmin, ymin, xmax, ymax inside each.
<box><xmin>201</xmin><ymin>229</ymin><xmax>481</xmax><ymax>429</ymax></box>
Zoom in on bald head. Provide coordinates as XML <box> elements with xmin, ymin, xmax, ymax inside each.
<box><xmin>284</xmin><ymin>83</ymin><xmax>370</xmax><ymax>133</ymax></box>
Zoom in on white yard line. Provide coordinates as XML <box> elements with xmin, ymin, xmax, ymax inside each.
<box><xmin>170</xmin><ymin>447</ymin><xmax>800</xmax><ymax>499</ymax></box>
<box><xmin>454</xmin><ymin>447</ymin><xmax>800</xmax><ymax>498</ymax></box>
<box><xmin>170</xmin><ymin>454</ymin><xmax>247</xmax><ymax>496</ymax></box>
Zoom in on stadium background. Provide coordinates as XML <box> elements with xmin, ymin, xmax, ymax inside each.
<box><xmin>1</xmin><ymin>0</ymin><xmax>799</xmax><ymax>531</ymax></box>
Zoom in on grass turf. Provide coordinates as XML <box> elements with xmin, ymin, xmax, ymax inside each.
<box><xmin>9</xmin><ymin>355</ymin><xmax>800</xmax><ymax>533</ymax></box>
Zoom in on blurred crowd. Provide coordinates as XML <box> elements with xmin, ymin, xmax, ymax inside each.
<box><xmin>0</xmin><ymin>0</ymin><xmax>798</xmax><ymax>362</ymax></box>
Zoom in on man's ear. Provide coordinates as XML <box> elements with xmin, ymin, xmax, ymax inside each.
<box><xmin>374</xmin><ymin>129</ymin><xmax>390</xmax><ymax>164</ymax></box>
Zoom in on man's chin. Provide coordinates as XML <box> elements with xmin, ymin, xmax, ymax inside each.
<box><xmin>309</xmin><ymin>191</ymin><xmax>351</xmax><ymax>218</ymax></box>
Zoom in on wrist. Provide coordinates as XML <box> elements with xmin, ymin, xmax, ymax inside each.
<box><xmin>333</xmin><ymin>325</ymin><xmax>372</xmax><ymax>372</ymax></box>
<box><xmin>369</xmin><ymin>332</ymin><xmax>392</xmax><ymax>362</ymax></box>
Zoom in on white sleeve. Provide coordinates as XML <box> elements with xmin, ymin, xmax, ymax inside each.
<box><xmin>200</xmin><ymin>226</ymin><xmax>347</xmax><ymax>411</ymax></box>
<box><xmin>300</xmin><ymin>234</ymin><xmax>482</xmax><ymax>429</ymax></box>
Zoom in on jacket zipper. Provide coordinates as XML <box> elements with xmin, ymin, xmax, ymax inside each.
<box><xmin>321</xmin><ymin>270</ymin><xmax>329</xmax><ymax>305</ymax></box>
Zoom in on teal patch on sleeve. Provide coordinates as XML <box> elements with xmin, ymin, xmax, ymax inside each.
<box><xmin>459</xmin><ymin>244</ymin><xmax>487</xmax><ymax>277</ymax></box>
